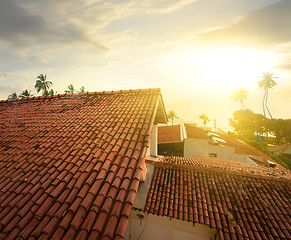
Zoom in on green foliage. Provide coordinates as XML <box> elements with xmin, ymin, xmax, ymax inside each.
<box><xmin>232</xmin><ymin>88</ymin><xmax>248</xmax><ymax>109</ymax></box>
<box><xmin>199</xmin><ymin>114</ymin><xmax>210</xmax><ymax>127</ymax></box>
<box><xmin>35</xmin><ymin>74</ymin><xmax>53</xmax><ymax>96</ymax></box>
<box><xmin>229</xmin><ymin>109</ymin><xmax>267</xmax><ymax>136</ymax></box>
<box><xmin>65</xmin><ymin>84</ymin><xmax>75</xmax><ymax>94</ymax></box>
<box><xmin>257</xmin><ymin>72</ymin><xmax>278</xmax><ymax>119</ymax></box>
<box><xmin>7</xmin><ymin>92</ymin><xmax>18</xmax><ymax>100</ymax></box>
<box><xmin>229</xmin><ymin>109</ymin><xmax>291</xmax><ymax>143</ymax></box>
<box><xmin>229</xmin><ymin>132</ymin><xmax>290</xmax><ymax>169</ymax></box>
<box><xmin>79</xmin><ymin>86</ymin><xmax>85</xmax><ymax>93</ymax></box>
<box><xmin>19</xmin><ymin>90</ymin><xmax>33</xmax><ymax>98</ymax></box>
<box><xmin>167</xmin><ymin>110</ymin><xmax>178</xmax><ymax>126</ymax></box>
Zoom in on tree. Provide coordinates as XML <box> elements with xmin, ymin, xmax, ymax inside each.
<box><xmin>199</xmin><ymin>114</ymin><xmax>210</xmax><ymax>128</ymax></box>
<box><xmin>48</xmin><ymin>89</ymin><xmax>55</xmax><ymax>96</ymax></box>
<box><xmin>229</xmin><ymin>109</ymin><xmax>267</xmax><ymax>136</ymax></box>
<box><xmin>167</xmin><ymin>110</ymin><xmax>178</xmax><ymax>125</ymax></box>
<box><xmin>65</xmin><ymin>84</ymin><xmax>75</xmax><ymax>94</ymax></box>
<box><xmin>79</xmin><ymin>86</ymin><xmax>85</xmax><ymax>93</ymax></box>
<box><xmin>7</xmin><ymin>92</ymin><xmax>18</xmax><ymax>100</ymax></box>
<box><xmin>35</xmin><ymin>74</ymin><xmax>53</xmax><ymax>96</ymax></box>
<box><xmin>269</xmin><ymin>118</ymin><xmax>291</xmax><ymax>143</ymax></box>
<box><xmin>19</xmin><ymin>90</ymin><xmax>33</xmax><ymax>98</ymax></box>
<box><xmin>258</xmin><ymin>72</ymin><xmax>278</xmax><ymax>119</ymax></box>
<box><xmin>232</xmin><ymin>88</ymin><xmax>248</xmax><ymax>109</ymax></box>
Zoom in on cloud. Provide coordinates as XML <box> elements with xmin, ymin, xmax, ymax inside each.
<box><xmin>148</xmin><ymin>0</ymin><xmax>198</xmax><ymax>13</ymax></box>
<box><xmin>0</xmin><ymin>0</ymin><xmax>109</xmax><ymax>52</ymax></box>
<box><xmin>275</xmin><ymin>62</ymin><xmax>291</xmax><ymax>71</ymax></box>
<box><xmin>199</xmin><ymin>0</ymin><xmax>291</xmax><ymax>46</ymax></box>
<box><xmin>0</xmin><ymin>72</ymin><xmax>10</xmax><ymax>81</ymax></box>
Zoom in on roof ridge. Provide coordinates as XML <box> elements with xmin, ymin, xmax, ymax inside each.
<box><xmin>0</xmin><ymin>88</ymin><xmax>161</xmax><ymax>103</ymax></box>
<box><xmin>155</xmin><ymin>161</ymin><xmax>291</xmax><ymax>182</ymax></box>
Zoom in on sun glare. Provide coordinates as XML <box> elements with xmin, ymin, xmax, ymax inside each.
<box><xmin>199</xmin><ymin>48</ymin><xmax>275</xmax><ymax>89</ymax></box>
<box><xmin>166</xmin><ymin>47</ymin><xmax>276</xmax><ymax>93</ymax></box>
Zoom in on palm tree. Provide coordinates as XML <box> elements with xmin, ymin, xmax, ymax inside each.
<box><xmin>258</xmin><ymin>72</ymin><xmax>278</xmax><ymax>119</ymax></box>
<box><xmin>167</xmin><ymin>110</ymin><xmax>178</xmax><ymax>125</ymax></box>
<box><xmin>7</xmin><ymin>92</ymin><xmax>18</xmax><ymax>100</ymax></box>
<box><xmin>48</xmin><ymin>89</ymin><xmax>55</xmax><ymax>96</ymax></box>
<box><xmin>79</xmin><ymin>86</ymin><xmax>85</xmax><ymax>93</ymax></box>
<box><xmin>232</xmin><ymin>88</ymin><xmax>248</xmax><ymax>109</ymax></box>
<box><xmin>199</xmin><ymin>114</ymin><xmax>210</xmax><ymax>128</ymax></box>
<box><xmin>35</xmin><ymin>74</ymin><xmax>53</xmax><ymax>96</ymax></box>
<box><xmin>65</xmin><ymin>84</ymin><xmax>75</xmax><ymax>94</ymax></box>
<box><xmin>19</xmin><ymin>90</ymin><xmax>33</xmax><ymax>98</ymax></box>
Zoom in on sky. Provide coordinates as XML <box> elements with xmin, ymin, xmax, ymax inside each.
<box><xmin>0</xmin><ymin>0</ymin><xmax>290</xmax><ymax>129</ymax></box>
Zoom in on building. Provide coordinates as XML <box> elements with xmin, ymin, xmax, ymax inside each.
<box><xmin>0</xmin><ymin>89</ymin><xmax>290</xmax><ymax>240</ymax></box>
<box><xmin>0</xmin><ymin>89</ymin><xmax>167</xmax><ymax>239</ymax></box>
<box><xmin>158</xmin><ymin>124</ymin><xmax>276</xmax><ymax>166</ymax></box>
<box><xmin>127</xmin><ymin>156</ymin><xmax>291</xmax><ymax>240</ymax></box>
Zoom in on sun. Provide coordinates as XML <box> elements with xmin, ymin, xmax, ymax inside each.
<box><xmin>198</xmin><ymin>48</ymin><xmax>275</xmax><ymax>90</ymax></box>
<box><xmin>165</xmin><ymin>47</ymin><xmax>277</xmax><ymax>93</ymax></box>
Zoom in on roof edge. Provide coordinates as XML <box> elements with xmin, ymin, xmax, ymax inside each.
<box><xmin>0</xmin><ymin>88</ymin><xmax>162</xmax><ymax>103</ymax></box>
<box><xmin>155</xmin><ymin>161</ymin><xmax>291</xmax><ymax>182</ymax></box>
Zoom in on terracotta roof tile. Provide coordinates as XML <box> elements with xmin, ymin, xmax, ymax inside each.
<box><xmin>158</xmin><ymin>125</ymin><xmax>182</xmax><ymax>143</ymax></box>
<box><xmin>0</xmin><ymin>89</ymin><xmax>164</xmax><ymax>239</ymax></box>
<box><xmin>144</xmin><ymin>156</ymin><xmax>291</xmax><ymax>240</ymax></box>
<box><xmin>208</xmin><ymin>131</ymin><xmax>275</xmax><ymax>163</ymax></box>
<box><xmin>184</xmin><ymin>124</ymin><xmax>208</xmax><ymax>139</ymax></box>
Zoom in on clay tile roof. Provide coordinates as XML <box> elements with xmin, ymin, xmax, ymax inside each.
<box><xmin>184</xmin><ymin>123</ymin><xmax>208</xmax><ymax>140</ymax></box>
<box><xmin>144</xmin><ymin>156</ymin><xmax>291</xmax><ymax>240</ymax></box>
<box><xmin>0</xmin><ymin>88</ymin><xmax>165</xmax><ymax>239</ymax></box>
<box><xmin>209</xmin><ymin>131</ymin><xmax>275</xmax><ymax>162</ymax></box>
<box><xmin>158</xmin><ymin>125</ymin><xmax>182</xmax><ymax>143</ymax></box>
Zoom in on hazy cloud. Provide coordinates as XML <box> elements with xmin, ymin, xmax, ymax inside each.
<box><xmin>148</xmin><ymin>0</ymin><xmax>198</xmax><ymax>13</ymax></box>
<box><xmin>199</xmin><ymin>0</ymin><xmax>291</xmax><ymax>46</ymax></box>
<box><xmin>0</xmin><ymin>0</ymin><xmax>109</xmax><ymax>52</ymax></box>
<box><xmin>275</xmin><ymin>61</ymin><xmax>291</xmax><ymax>71</ymax></box>
<box><xmin>0</xmin><ymin>72</ymin><xmax>10</xmax><ymax>81</ymax></box>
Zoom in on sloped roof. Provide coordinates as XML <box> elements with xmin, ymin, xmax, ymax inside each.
<box><xmin>0</xmin><ymin>89</ymin><xmax>166</xmax><ymax>240</ymax></box>
<box><xmin>184</xmin><ymin>124</ymin><xmax>208</xmax><ymax>140</ymax></box>
<box><xmin>144</xmin><ymin>156</ymin><xmax>291</xmax><ymax>240</ymax></box>
<box><xmin>158</xmin><ymin>125</ymin><xmax>182</xmax><ymax>143</ymax></box>
<box><xmin>182</xmin><ymin>124</ymin><xmax>273</xmax><ymax>162</ymax></box>
<box><xmin>209</xmin><ymin>131</ymin><xmax>274</xmax><ymax>162</ymax></box>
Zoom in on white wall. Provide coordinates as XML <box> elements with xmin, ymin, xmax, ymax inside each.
<box><xmin>208</xmin><ymin>144</ymin><xmax>235</xmax><ymax>159</ymax></box>
<box><xmin>184</xmin><ymin>139</ymin><xmax>209</xmax><ymax>157</ymax></box>
<box><xmin>125</xmin><ymin>210</ymin><xmax>218</xmax><ymax>240</ymax></box>
<box><xmin>147</xmin><ymin>125</ymin><xmax>158</xmax><ymax>157</ymax></box>
<box><xmin>184</xmin><ymin>139</ymin><xmax>258</xmax><ymax>165</ymax></box>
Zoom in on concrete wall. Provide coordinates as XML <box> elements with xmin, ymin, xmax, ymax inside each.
<box><xmin>184</xmin><ymin>139</ymin><xmax>209</xmax><ymax>157</ymax></box>
<box><xmin>125</xmin><ymin>210</ymin><xmax>218</xmax><ymax>240</ymax></box>
<box><xmin>147</xmin><ymin>125</ymin><xmax>158</xmax><ymax>157</ymax></box>
<box><xmin>184</xmin><ymin>139</ymin><xmax>258</xmax><ymax>165</ymax></box>
<box><xmin>208</xmin><ymin>144</ymin><xmax>235</xmax><ymax>159</ymax></box>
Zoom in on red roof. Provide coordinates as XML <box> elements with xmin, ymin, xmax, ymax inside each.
<box><xmin>0</xmin><ymin>89</ymin><xmax>165</xmax><ymax>240</ymax></box>
<box><xmin>158</xmin><ymin>125</ymin><xmax>182</xmax><ymax>143</ymax></box>
<box><xmin>144</xmin><ymin>156</ymin><xmax>291</xmax><ymax>240</ymax></box>
<box><xmin>184</xmin><ymin>124</ymin><xmax>208</xmax><ymax>139</ymax></box>
<box><xmin>209</xmin><ymin>132</ymin><xmax>274</xmax><ymax>162</ymax></box>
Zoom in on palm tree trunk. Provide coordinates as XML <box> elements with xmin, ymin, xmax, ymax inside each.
<box><xmin>262</xmin><ymin>91</ymin><xmax>266</xmax><ymax>117</ymax></box>
<box><xmin>265</xmin><ymin>90</ymin><xmax>273</xmax><ymax>119</ymax></box>
<box><xmin>241</xmin><ymin>99</ymin><xmax>245</xmax><ymax>110</ymax></box>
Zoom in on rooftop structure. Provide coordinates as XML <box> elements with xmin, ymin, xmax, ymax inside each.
<box><xmin>0</xmin><ymin>89</ymin><xmax>167</xmax><ymax>239</ymax></box>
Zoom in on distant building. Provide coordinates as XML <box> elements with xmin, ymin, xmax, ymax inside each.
<box><xmin>158</xmin><ymin>124</ymin><xmax>277</xmax><ymax>167</ymax></box>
